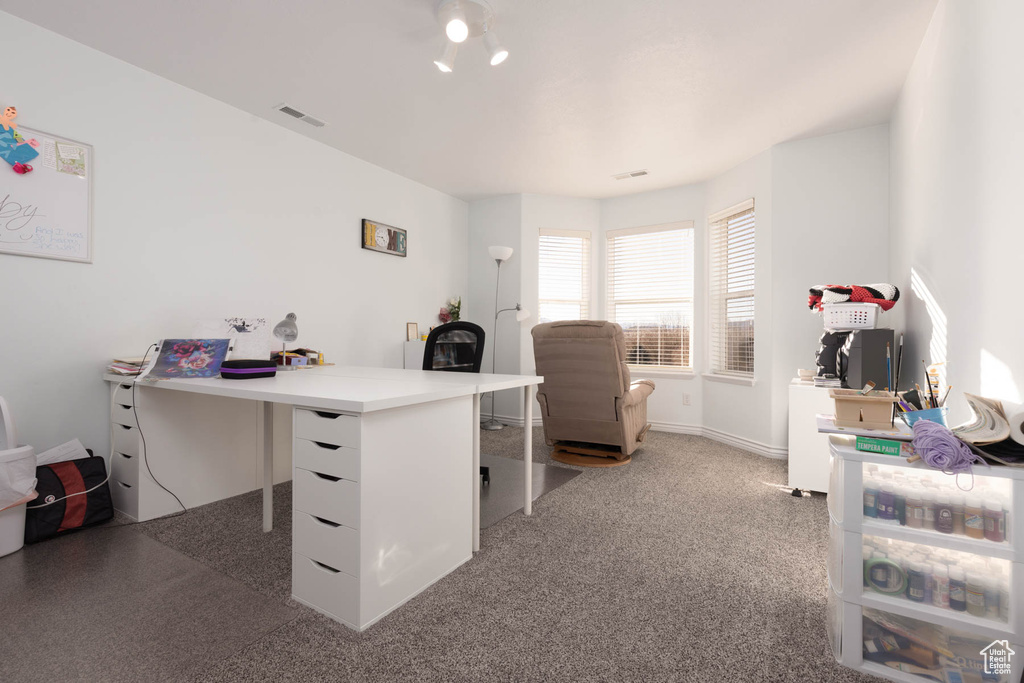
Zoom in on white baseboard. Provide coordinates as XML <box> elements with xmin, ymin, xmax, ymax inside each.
<box><xmin>487</xmin><ymin>415</ymin><xmax>788</xmax><ymax>460</ymax></box>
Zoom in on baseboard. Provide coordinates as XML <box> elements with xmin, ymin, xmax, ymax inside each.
<box><xmin>699</xmin><ymin>427</ymin><xmax>789</xmax><ymax>460</ymax></box>
<box><xmin>487</xmin><ymin>414</ymin><xmax>788</xmax><ymax>460</ymax></box>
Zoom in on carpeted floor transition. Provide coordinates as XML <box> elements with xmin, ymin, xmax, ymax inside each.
<box><xmin>124</xmin><ymin>430</ymin><xmax>875</xmax><ymax>681</ymax></box>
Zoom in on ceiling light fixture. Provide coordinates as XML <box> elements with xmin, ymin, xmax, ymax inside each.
<box><xmin>434</xmin><ymin>41</ymin><xmax>458</xmax><ymax>73</ymax></box>
<box><xmin>434</xmin><ymin>0</ymin><xmax>509</xmax><ymax>72</ymax></box>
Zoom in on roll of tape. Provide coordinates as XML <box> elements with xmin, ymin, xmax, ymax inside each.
<box><xmin>864</xmin><ymin>558</ymin><xmax>907</xmax><ymax>595</ymax></box>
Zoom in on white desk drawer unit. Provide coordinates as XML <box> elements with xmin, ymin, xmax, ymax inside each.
<box><xmin>292</xmin><ymin>468</ymin><xmax>360</xmax><ymax>530</ymax></box>
<box><xmin>293</xmin><ymin>439</ymin><xmax>359</xmax><ymax>482</ymax></box>
<box><xmin>112</xmin><ymin>382</ymin><xmax>135</xmax><ymax>407</ymax></box>
<box><xmin>108</xmin><ymin>382</ymin><xmax>144</xmax><ymax>520</ymax></box>
<box><xmin>293</xmin><ymin>511</ymin><xmax>359</xmax><ymax>577</ymax></box>
<box><xmin>110</xmin><ymin>450</ymin><xmax>140</xmax><ymax>488</ymax></box>
<box><xmin>294</xmin><ymin>408</ymin><xmax>359</xmax><ymax>448</ymax></box>
<box><xmin>111</xmin><ymin>403</ymin><xmax>139</xmax><ymax>429</ymax></box>
<box><xmin>292</xmin><ymin>553</ymin><xmax>360</xmax><ymax>624</ymax></box>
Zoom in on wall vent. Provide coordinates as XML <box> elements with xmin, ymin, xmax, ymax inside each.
<box><xmin>274</xmin><ymin>103</ymin><xmax>327</xmax><ymax>128</ymax></box>
<box><xmin>613</xmin><ymin>169</ymin><xmax>649</xmax><ymax>180</ymax></box>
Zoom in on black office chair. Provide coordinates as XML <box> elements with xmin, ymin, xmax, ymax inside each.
<box><xmin>422</xmin><ymin>322</ymin><xmax>490</xmax><ymax>483</ymax></box>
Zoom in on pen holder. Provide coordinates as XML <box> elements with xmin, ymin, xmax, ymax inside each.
<box><xmin>900</xmin><ymin>406</ymin><xmax>948</xmax><ymax>428</ymax></box>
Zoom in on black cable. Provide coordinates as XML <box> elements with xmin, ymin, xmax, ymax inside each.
<box><xmin>132</xmin><ymin>342</ymin><xmax>187</xmax><ymax>516</ymax></box>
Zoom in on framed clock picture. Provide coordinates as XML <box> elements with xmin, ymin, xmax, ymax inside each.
<box><xmin>361</xmin><ymin>219</ymin><xmax>407</xmax><ymax>257</ymax></box>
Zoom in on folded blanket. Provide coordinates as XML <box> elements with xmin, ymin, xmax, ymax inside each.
<box><xmin>808</xmin><ymin>284</ymin><xmax>900</xmax><ymax>311</ymax></box>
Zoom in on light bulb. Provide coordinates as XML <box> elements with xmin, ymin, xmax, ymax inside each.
<box><xmin>446</xmin><ymin>13</ymin><xmax>468</xmax><ymax>43</ymax></box>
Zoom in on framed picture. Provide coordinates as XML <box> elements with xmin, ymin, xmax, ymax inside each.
<box><xmin>362</xmin><ymin>219</ymin><xmax>407</xmax><ymax>257</ymax></box>
<box><xmin>406</xmin><ymin>322</ymin><xmax>419</xmax><ymax>342</ymax></box>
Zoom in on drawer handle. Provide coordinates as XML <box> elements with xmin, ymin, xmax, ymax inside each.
<box><xmin>117</xmin><ymin>481</ymin><xmax>133</xmax><ymax>489</ymax></box>
<box><xmin>313</xmin><ymin>411</ymin><xmax>341</xmax><ymax>420</ymax></box>
<box><xmin>117</xmin><ymin>424</ymin><xmax>133</xmax><ymax>431</ymax></box>
<box><xmin>313</xmin><ymin>472</ymin><xmax>342</xmax><ymax>482</ymax></box>
<box><xmin>117</xmin><ymin>452</ymin><xmax>134</xmax><ymax>460</ymax></box>
<box><xmin>312</xmin><ymin>516</ymin><xmax>341</xmax><ymax>528</ymax></box>
<box><xmin>117</xmin><ymin>404</ymin><xmax>132</xmax><ymax>410</ymax></box>
<box><xmin>119</xmin><ymin>384</ymin><xmax>132</xmax><ymax>390</ymax></box>
<box><xmin>311</xmin><ymin>559</ymin><xmax>340</xmax><ymax>574</ymax></box>
<box><xmin>313</xmin><ymin>441</ymin><xmax>340</xmax><ymax>451</ymax></box>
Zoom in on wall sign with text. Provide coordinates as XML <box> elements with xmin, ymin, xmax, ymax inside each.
<box><xmin>361</xmin><ymin>219</ymin><xmax>407</xmax><ymax>257</ymax></box>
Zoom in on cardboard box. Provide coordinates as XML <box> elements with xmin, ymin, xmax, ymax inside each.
<box><xmin>830</xmin><ymin>389</ymin><xmax>898</xmax><ymax>430</ymax></box>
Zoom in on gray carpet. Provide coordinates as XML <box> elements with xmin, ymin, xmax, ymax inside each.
<box><xmin>4</xmin><ymin>430</ymin><xmax>877</xmax><ymax>682</ymax></box>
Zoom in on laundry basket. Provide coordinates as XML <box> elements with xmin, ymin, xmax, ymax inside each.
<box><xmin>0</xmin><ymin>445</ymin><xmax>36</xmax><ymax>557</ymax></box>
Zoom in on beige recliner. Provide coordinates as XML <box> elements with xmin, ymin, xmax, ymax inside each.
<box><xmin>532</xmin><ymin>321</ymin><xmax>655</xmax><ymax>464</ymax></box>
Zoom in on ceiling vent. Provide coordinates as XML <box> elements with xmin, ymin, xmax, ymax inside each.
<box><xmin>274</xmin><ymin>103</ymin><xmax>326</xmax><ymax>128</ymax></box>
<box><xmin>612</xmin><ymin>169</ymin><xmax>649</xmax><ymax>180</ymax></box>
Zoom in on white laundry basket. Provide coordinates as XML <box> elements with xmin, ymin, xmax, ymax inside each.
<box><xmin>0</xmin><ymin>445</ymin><xmax>36</xmax><ymax>557</ymax></box>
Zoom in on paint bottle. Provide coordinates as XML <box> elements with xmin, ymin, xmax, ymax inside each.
<box><xmin>931</xmin><ymin>563</ymin><xmax>949</xmax><ymax>609</ymax></box>
<box><xmin>878</xmin><ymin>483</ymin><xmax>896</xmax><ymax>521</ymax></box>
<box><xmin>934</xmin><ymin>494</ymin><xmax>954</xmax><ymax>534</ymax></box>
<box><xmin>906</xmin><ymin>562</ymin><xmax>927</xmax><ymax>602</ymax></box>
<box><xmin>984</xmin><ymin>577</ymin><xmax>1000</xmax><ymax>619</ymax></box>
<box><xmin>894</xmin><ymin>485</ymin><xmax>907</xmax><ymax>526</ymax></box>
<box><xmin>999</xmin><ymin>577</ymin><xmax>1010</xmax><ymax>621</ymax></box>
<box><xmin>951</xmin><ymin>493</ymin><xmax>965</xmax><ymax>535</ymax></box>
<box><xmin>965</xmin><ymin>573</ymin><xmax>986</xmax><ymax>617</ymax></box>
<box><xmin>921</xmin><ymin>492</ymin><xmax>936</xmax><ymax>531</ymax></box>
<box><xmin>906</xmin><ymin>491</ymin><xmax>923</xmax><ymax>529</ymax></box>
<box><xmin>921</xmin><ymin>562</ymin><xmax>933</xmax><ymax>604</ymax></box>
<box><xmin>983</xmin><ymin>498</ymin><xmax>1006</xmax><ymax>543</ymax></box>
<box><xmin>964</xmin><ymin>496</ymin><xmax>985</xmax><ymax>539</ymax></box>
<box><xmin>948</xmin><ymin>567</ymin><xmax>967</xmax><ymax>611</ymax></box>
<box><xmin>863</xmin><ymin>479</ymin><xmax>880</xmax><ymax>518</ymax></box>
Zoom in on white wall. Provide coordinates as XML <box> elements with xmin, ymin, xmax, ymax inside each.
<box><xmin>890</xmin><ymin>0</ymin><xmax>1024</xmax><ymax>421</ymax></box>
<box><xmin>467</xmin><ymin>195</ymin><xmax>522</xmax><ymax>419</ymax></box>
<box><xmin>0</xmin><ymin>12</ymin><xmax>468</xmax><ymax>458</ymax></box>
<box><xmin>771</xmin><ymin>125</ymin><xmax>890</xmax><ymax>446</ymax></box>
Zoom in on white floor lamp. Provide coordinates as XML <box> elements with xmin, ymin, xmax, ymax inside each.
<box><xmin>482</xmin><ymin>245</ymin><xmax>530</xmax><ymax>431</ymax></box>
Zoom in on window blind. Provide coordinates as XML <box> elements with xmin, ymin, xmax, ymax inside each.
<box><xmin>606</xmin><ymin>222</ymin><xmax>694</xmax><ymax>369</ymax></box>
<box><xmin>709</xmin><ymin>200</ymin><xmax>755</xmax><ymax>377</ymax></box>
<box><xmin>538</xmin><ymin>229</ymin><xmax>591</xmax><ymax>323</ymax></box>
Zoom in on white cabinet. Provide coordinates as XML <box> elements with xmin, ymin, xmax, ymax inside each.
<box><xmin>827</xmin><ymin>436</ymin><xmax>1024</xmax><ymax>682</ymax></box>
<box><xmin>404</xmin><ymin>340</ymin><xmax>426</xmax><ymax>369</ymax></box>
<box><xmin>788</xmin><ymin>379</ymin><xmax>834</xmax><ymax>492</ymax></box>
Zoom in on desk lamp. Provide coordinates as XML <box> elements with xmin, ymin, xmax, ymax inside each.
<box><xmin>273</xmin><ymin>313</ymin><xmax>298</xmax><ymax>367</ymax></box>
<box><xmin>482</xmin><ymin>247</ymin><xmax>530</xmax><ymax>431</ymax></box>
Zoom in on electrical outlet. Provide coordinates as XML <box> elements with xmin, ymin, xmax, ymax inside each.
<box><xmin>682</xmin><ymin>392</ymin><xmax>691</xmax><ymax>406</ymax></box>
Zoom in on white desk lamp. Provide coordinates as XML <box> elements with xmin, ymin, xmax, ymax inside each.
<box><xmin>273</xmin><ymin>313</ymin><xmax>298</xmax><ymax>368</ymax></box>
<box><xmin>482</xmin><ymin>246</ymin><xmax>530</xmax><ymax>431</ymax></box>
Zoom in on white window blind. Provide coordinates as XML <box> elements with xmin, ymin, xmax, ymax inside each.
<box><xmin>538</xmin><ymin>229</ymin><xmax>591</xmax><ymax>323</ymax></box>
<box><xmin>709</xmin><ymin>200</ymin><xmax>755</xmax><ymax>377</ymax></box>
<box><xmin>606</xmin><ymin>222</ymin><xmax>694</xmax><ymax>369</ymax></box>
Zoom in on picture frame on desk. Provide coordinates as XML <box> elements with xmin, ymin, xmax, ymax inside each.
<box><xmin>406</xmin><ymin>322</ymin><xmax>418</xmax><ymax>342</ymax></box>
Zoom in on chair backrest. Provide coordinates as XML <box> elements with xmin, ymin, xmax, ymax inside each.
<box><xmin>531</xmin><ymin>321</ymin><xmax>630</xmax><ymax>421</ymax></box>
<box><xmin>423</xmin><ymin>321</ymin><xmax>486</xmax><ymax>373</ymax></box>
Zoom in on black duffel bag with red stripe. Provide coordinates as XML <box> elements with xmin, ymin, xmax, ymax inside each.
<box><xmin>24</xmin><ymin>454</ymin><xmax>114</xmax><ymax>544</ymax></box>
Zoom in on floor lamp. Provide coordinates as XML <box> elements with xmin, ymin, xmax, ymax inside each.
<box><xmin>482</xmin><ymin>246</ymin><xmax>530</xmax><ymax>431</ymax></box>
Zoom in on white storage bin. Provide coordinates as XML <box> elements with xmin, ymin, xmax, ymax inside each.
<box><xmin>822</xmin><ymin>303</ymin><xmax>879</xmax><ymax>330</ymax></box>
<box><xmin>0</xmin><ymin>444</ymin><xmax>35</xmax><ymax>557</ymax></box>
<box><xmin>0</xmin><ymin>502</ymin><xmax>27</xmax><ymax>557</ymax></box>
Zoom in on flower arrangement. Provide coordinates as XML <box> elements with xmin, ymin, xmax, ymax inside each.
<box><xmin>439</xmin><ymin>296</ymin><xmax>461</xmax><ymax>324</ymax></box>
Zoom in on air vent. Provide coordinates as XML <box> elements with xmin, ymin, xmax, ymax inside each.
<box><xmin>612</xmin><ymin>169</ymin><xmax>649</xmax><ymax>180</ymax></box>
<box><xmin>274</xmin><ymin>103</ymin><xmax>327</xmax><ymax>128</ymax></box>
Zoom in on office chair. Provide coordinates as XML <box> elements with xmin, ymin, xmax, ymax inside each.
<box><xmin>422</xmin><ymin>322</ymin><xmax>491</xmax><ymax>483</ymax></box>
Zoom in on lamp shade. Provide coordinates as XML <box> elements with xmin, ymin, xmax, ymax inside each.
<box><xmin>483</xmin><ymin>29</ymin><xmax>508</xmax><ymax>66</ymax></box>
<box><xmin>515</xmin><ymin>307</ymin><xmax>530</xmax><ymax>322</ymax></box>
<box><xmin>488</xmin><ymin>245</ymin><xmax>513</xmax><ymax>262</ymax></box>
<box><xmin>433</xmin><ymin>41</ymin><xmax>457</xmax><ymax>73</ymax></box>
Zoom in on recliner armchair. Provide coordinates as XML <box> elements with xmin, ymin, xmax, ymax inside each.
<box><xmin>531</xmin><ymin>321</ymin><xmax>655</xmax><ymax>463</ymax></box>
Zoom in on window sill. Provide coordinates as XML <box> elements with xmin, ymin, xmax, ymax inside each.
<box><xmin>627</xmin><ymin>368</ymin><xmax>696</xmax><ymax>380</ymax></box>
<box><xmin>702</xmin><ymin>372</ymin><xmax>756</xmax><ymax>387</ymax></box>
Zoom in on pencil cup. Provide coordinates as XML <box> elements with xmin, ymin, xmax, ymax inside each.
<box><xmin>901</xmin><ymin>407</ymin><xmax>948</xmax><ymax>428</ymax></box>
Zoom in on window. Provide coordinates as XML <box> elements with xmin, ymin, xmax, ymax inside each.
<box><xmin>538</xmin><ymin>229</ymin><xmax>591</xmax><ymax>323</ymax></box>
<box><xmin>606</xmin><ymin>222</ymin><xmax>694</xmax><ymax>369</ymax></box>
<box><xmin>708</xmin><ymin>200</ymin><xmax>755</xmax><ymax>377</ymax></box>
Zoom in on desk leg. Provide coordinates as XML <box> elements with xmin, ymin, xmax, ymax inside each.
<box><xmin>523</xmin><ymin>384</ymin><xmax>533</xmax><ymax>516</ymax></box>
<box><xmin>257</xmin><ymin>401</ymin><xmax>274</xmax><ymax>533</ymax></box>
<box><xmin>473</xmin><ymin>393</ymin><xmax>481</xmax><ymax>552</ymax></box>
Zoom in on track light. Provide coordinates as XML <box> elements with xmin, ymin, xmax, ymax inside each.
<box><xmin>434</xmin><ymin>0</ymin><xmax>509</xmax><ymax>71</ymax></box>
<box><xmin>483</xmin><ymin>26</ymin><xmax>508</xmax><ymax>66</ymax></box>
<box><xmin>434</xmin><ymin>41</ymin><xmax>457</xmax><ymax>73</ymax></box>
<box><xmin>446</xmin><ymin>7</ymin><xmax>469</xmax><ymax>43</ymax></box>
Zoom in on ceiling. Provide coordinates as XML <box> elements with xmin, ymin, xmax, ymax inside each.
<box><xmin>0</xmin><ymin>0</ymin><xmax>937</xmax><ymax>201</ymax></box>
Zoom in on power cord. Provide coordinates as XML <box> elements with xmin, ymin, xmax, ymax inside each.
<box><xmin>132</xmin><ymin>342</ymin><xmax>187</xmax><ymax>516</ymax></box>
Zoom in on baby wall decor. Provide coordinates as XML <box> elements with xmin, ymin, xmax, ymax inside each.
<box><xmin>0</xmin><ymin>115</ymin><xmax>93</xmax><ymax>263</ymax></box>
<box><xmin>361</xmin><ymin>218</ymin><xmax>407</xmax><ymax>257</ymax></box>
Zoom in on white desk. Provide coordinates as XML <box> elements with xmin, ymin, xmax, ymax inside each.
<box><xmin>104</xmin><ymin>366</ymin><xmax>540</xmax><ymax>630</ymax></box>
